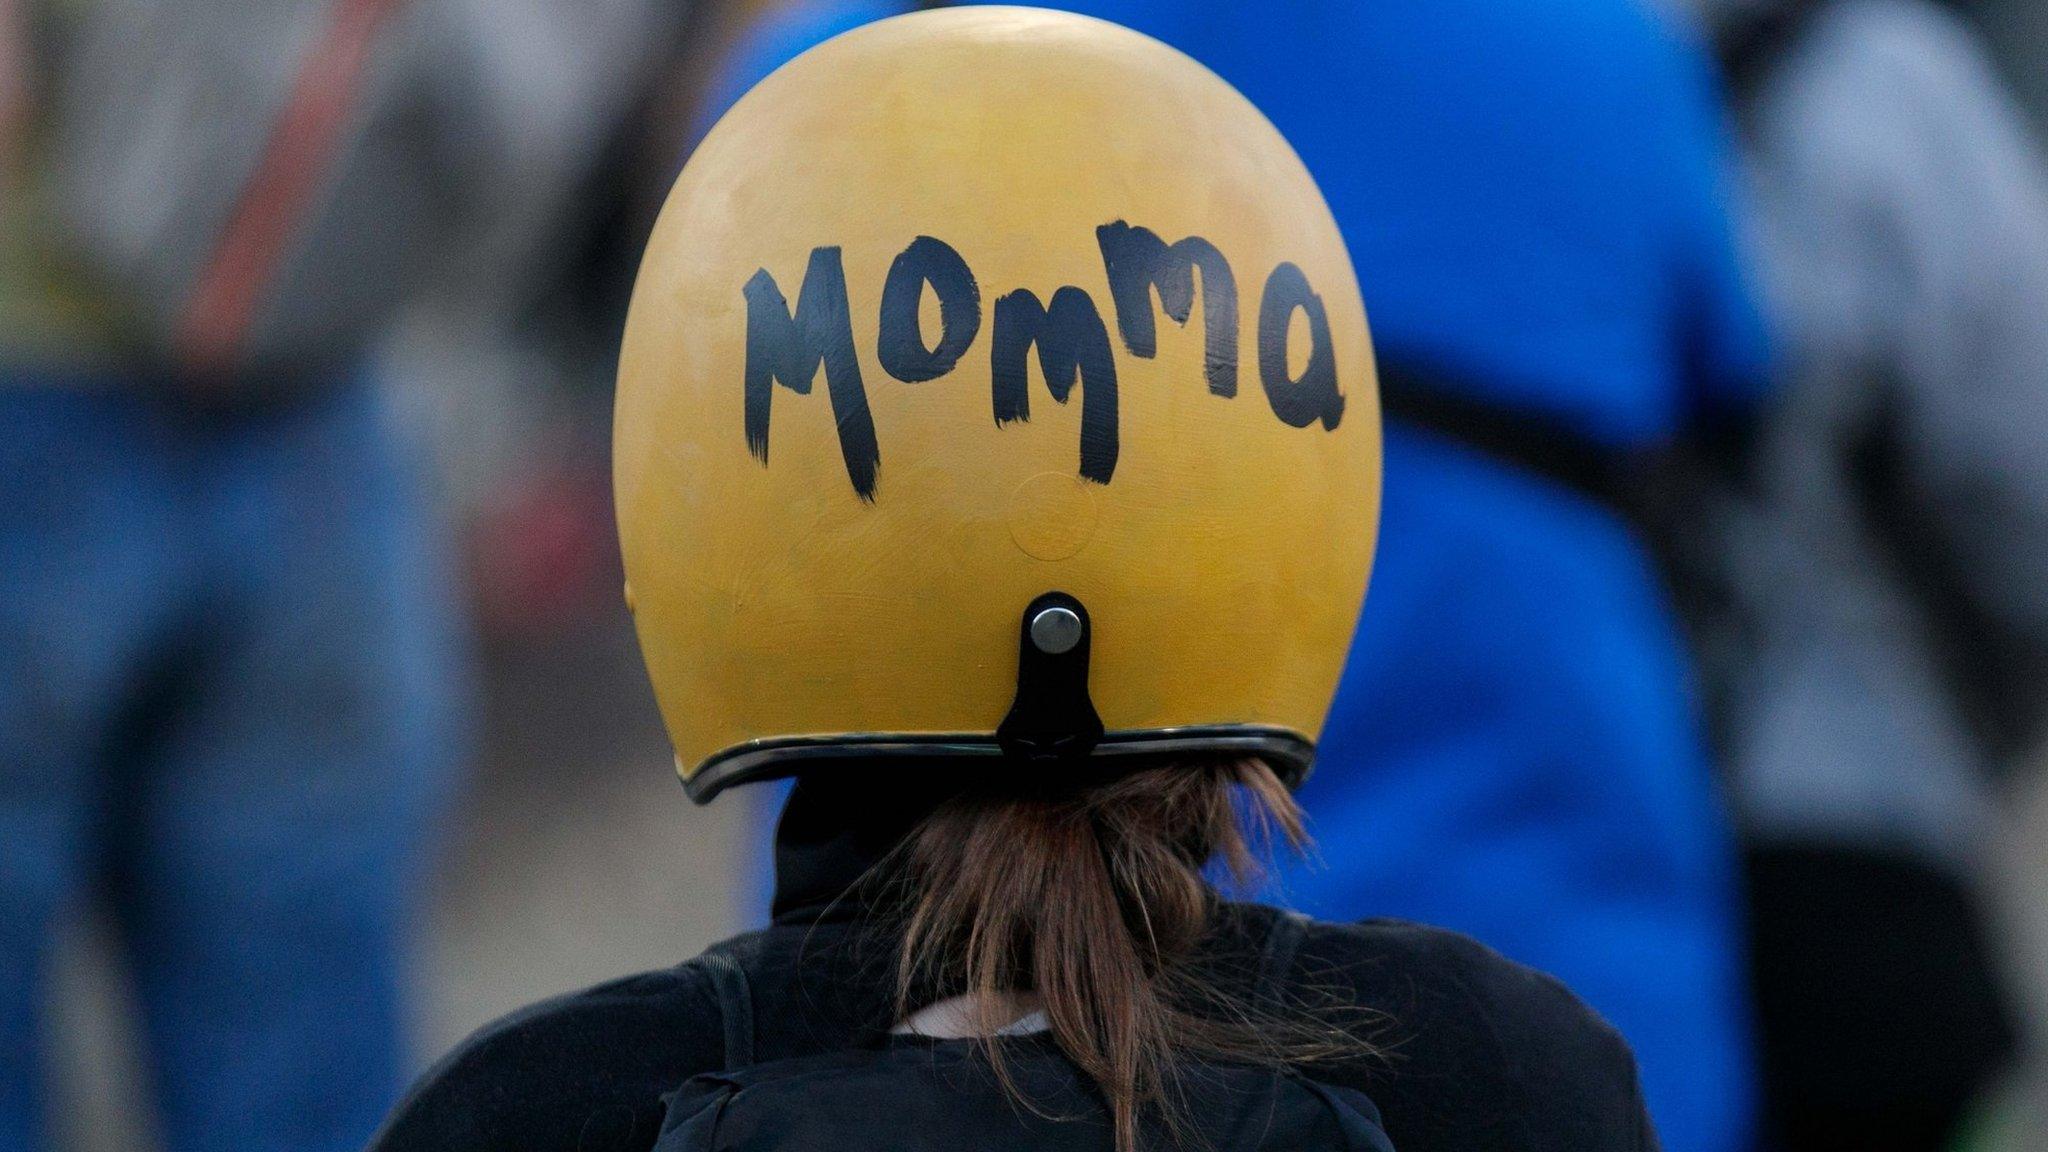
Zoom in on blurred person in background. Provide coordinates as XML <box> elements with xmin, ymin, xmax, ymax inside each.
<box><xmin>0</xmin><ymin>1</ymin><xmax>677</xmax><ymax>1148</ymax></box>
<box><xmin>1681</xmin><ymin>0</ymin><xmax>2048</xmax><ymax>1148</ymax></box>
<box><xmin>696</xmin><ymin>4</ymin><xmax>1768</xmax><ymax>1151</ymax></box>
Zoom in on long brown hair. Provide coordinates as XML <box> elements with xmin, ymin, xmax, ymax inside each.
<box><xmin>889</xmin><ymin>758</ymin><xmax>1373</xmax><ymax>1152</ymax></box>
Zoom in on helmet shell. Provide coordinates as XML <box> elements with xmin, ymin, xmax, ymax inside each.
<box><xmin>616</xmin><ymin>6</ymin><xmax>1380</xmax><ymax>799</ymax></box>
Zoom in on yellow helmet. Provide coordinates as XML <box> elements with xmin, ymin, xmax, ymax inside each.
<box><xmin>615</xmin><ymin>6</ymin><xmax>1380</xmax><ymax>802</ymax></box>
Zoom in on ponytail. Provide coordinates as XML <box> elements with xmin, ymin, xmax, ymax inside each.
<box><xmin>891</xmin><ymin>759</ymin><xmax>1371</xmax><ymax>1152</ymax></box>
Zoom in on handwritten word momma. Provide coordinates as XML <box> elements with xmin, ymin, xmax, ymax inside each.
<box><xmin>743</xmin><ymin>221</ymin><xmax>1346</xmax><ymax>500</ymax></box>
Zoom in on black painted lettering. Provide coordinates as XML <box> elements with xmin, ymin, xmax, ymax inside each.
<box><xmin>1256</xmin><ymin>262</ymin><xmax>1345</xmax><ymax>431</ymax></box>
<box><xmin>878</xmin><ymin>235</ymin><xmax>981</xmax><ymax>383</ymax></box>
<box><xmin>991</xmin><ymin>287</ymin><xmax>1120</xmax><ymax>484</ymax></box>
<box><xmin>1096</xmin><ymin>221</ymin><xmax>1238</xmax><ymax>397</ymax></box>
<box><xmin>743</xmin><ymin>247</ymin><xmax>882</xmax><ymax>500</ymax></box>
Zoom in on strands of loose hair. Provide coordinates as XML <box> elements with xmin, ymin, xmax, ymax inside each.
<box><xmin>887</xmin><ymin>759</ymin><xmax>1380</xmax><ymax>1152</ymax></box>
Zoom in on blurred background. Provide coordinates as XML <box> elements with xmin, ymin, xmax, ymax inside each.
<box><xmin>4</xmin><ymin>1</ymin><xmax>2048</xmax><ymax>1151</ymax></box>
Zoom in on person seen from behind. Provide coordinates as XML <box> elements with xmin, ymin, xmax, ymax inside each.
<box><xmin>370</xmin><ymin>10</ymin><xmax>1658</xmax><ymax>1152</ymax></box>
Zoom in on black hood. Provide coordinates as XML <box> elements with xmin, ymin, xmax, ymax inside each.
<box><xmin>768</xmin><ymin>768</ymin><xmax>966</xmax><ymax>925</ymax></box>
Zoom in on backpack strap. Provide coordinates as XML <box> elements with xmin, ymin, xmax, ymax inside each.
<box><xmin>177</xmin><ymin>0</ymin><xmax>410</xmax><ymax>368</ymax></box>
<box><xmin>698</xmin><ymin>947</ymin><xmax>758</xmax><ymax>1070</ymax></box>
<box><xmin>1377</xmin><ymin>359</ymin><xmax>1646</xmax><ymax>523</ymax></box>
<box><xmin>1255</xmin><ymin>911</ymin><xmax>1311</xmax><ymax>1012</ymax></box>
<box><xmin>1716</xmin><ymin>0</ymin><xmax>1829</xmax><ymax>99</ymax></box>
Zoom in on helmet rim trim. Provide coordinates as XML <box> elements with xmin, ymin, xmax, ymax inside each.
<box><xmin>681</xmin><ymin>725</ymin><xmax>1316</xmax><ymax>804</ymax></box>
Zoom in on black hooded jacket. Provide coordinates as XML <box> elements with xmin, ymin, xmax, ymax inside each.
<box><xmin>370</xmin><ymin>777</ymin><xmax>1659</xmax><ymax>1152</ymax></box>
